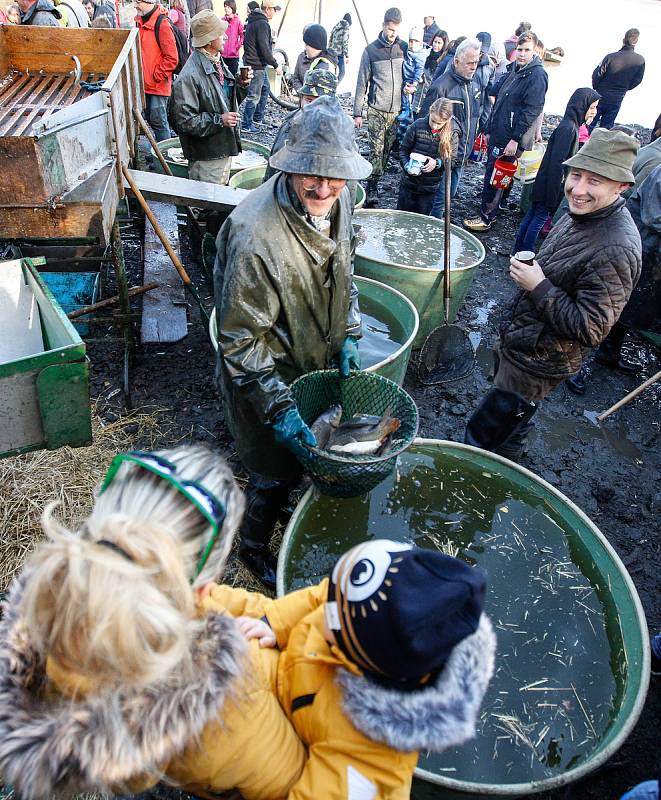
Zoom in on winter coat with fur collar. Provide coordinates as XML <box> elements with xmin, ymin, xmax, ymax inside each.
<box><xmin>0</xmin><ymin>573</ymin><xmax>306</xmax><ymax>800</ymax></box>
<box><xmin>207</xmin><ymin>579</ymin><xmax>497</xmax><ymax>800</ymax></box>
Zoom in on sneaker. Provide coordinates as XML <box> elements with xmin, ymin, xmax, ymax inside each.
<box><xmin>241</xmin><ymin>124</ymin><xmax>258</xmax><ymax>133</ymax></box>
<box><xmin>463</xmin><ymin>217</ymin><xmax>492</xmax><ymax>232</ymax></box>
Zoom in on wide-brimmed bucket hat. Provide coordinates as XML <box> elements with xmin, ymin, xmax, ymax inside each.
<box><xmin>563</xmin><ymin>128</ymin><xmax>638</xmax><ymax>184</ymax></box>
<box><xmin>191</xmin><ymin>10</ymin><xmax>228</xmax><ymax>49</ymax></box>
<box><xmin>268</xmin><ymin>95</ymin><xmax>372</xmax><ymax>180</ymax></box>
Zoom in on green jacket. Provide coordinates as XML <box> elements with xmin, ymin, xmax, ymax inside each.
<box><xmin>214</xmin><ymin>174</ymin><xmax>361</xmax><ymax>479</ymax></box>
<box><xmin>172</xmin><ymin>50</ymin><xmax>247</xmax><ymax>162</ymax></box>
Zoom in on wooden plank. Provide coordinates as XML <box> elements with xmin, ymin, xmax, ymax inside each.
<box><xmin>141</xmin><ymin>201</ymin><xmax>188</xmax><ymax>344</ymax></box>
<box><xmin>3</xmin><ymin>28</ymin><xmax>128</xmax><ymax>74</ymax></box>
<box><xmin>124</xmin><ymin>169</ymin><xmax>249</xmax><ymax>212</ymax></box>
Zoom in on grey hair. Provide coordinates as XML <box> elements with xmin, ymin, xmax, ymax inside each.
<box><xmin>455</xmin><ymin>38</ymin><xmax>481</xmax><ymax>62</ymax></box>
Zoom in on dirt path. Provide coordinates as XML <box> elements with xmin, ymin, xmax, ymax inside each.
<box><xmin>89</xmin><ymin>103</ymin><xmax>660</xmax><ymax>799</ymax></box>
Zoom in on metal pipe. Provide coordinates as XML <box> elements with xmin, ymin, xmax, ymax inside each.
<box><xmin>350</xmin><ymin>0</ymin><xmax>370</xmax><ymax>46</ymax></box>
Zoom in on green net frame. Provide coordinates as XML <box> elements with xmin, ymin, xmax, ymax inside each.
<box><xmin>290</xmin><ymin>370</ymin><xmax>419</xmax><ymax>497</ymax></box>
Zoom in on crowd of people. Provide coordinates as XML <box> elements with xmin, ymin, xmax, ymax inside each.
<box><xmin>0</xmin><ymin>5</ymin><xmax>658</xmax><ymax>799</ymax></box>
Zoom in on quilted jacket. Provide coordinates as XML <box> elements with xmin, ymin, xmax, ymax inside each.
<box><xmin>499</xmin><ymin>196</ymin><xmax>641</xmax><ymax>380</ymax></box>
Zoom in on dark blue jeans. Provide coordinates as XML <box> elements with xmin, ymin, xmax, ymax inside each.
<box><xmin>145</xmin><ymin>93</ymin><xmax>170</xmax><ymax>142</ymax></box>
<box><xmin>589</xmin><ymin>99</ymin><xmax>621</xmax><ymax>132</ymax></box>
<box><xmin>513</xmin><ymin>201</ymin><xmax>550</xmax><ymax>255</ymax></box>
<box><xmin>430</xmin><ymin>163</ymin><xmax>463</xmax><ymax>218</ymax></box>
<box><xmin>241</xmin><ymin>69</ymin><xmax>269</xmax><ymax>127</ymax></box>
<box><xmin>479</xmin><ymin>144</ymin><xmax>516</xmax><ymax>223</ymax></box>
<box><xmin>337</xmin><ymin>54</ymin><xmax>346</xmax><ymax>84</ymax></box>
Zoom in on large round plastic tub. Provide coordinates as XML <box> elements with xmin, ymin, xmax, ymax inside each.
<box><xmin>353</xmin><ymin>210</ymin><xmax>485</xmax><ymax>347</ymax></box>
<box><xmin>229</xmin><ymin>165</ymin><xmax>366</xmax><ymax>209</ymax></box>
<box><xmin>152</xmin><ymin>138</ymin><xmax>271</xmax><ymax>179</ymax></box>
<box><xmin>208</xmin><ymin>275</ymin><xmax>418</xmax><ymax>386</ymax></box>
<box><xmin>277</xmin><ymin>440</ymin><xmax>649</xmax><ymax>798</ymax></box>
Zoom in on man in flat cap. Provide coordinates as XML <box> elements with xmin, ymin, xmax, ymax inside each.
<box><xmin>214</xmin><ymin>96</ymin><xmax>372</xmax><ymax>587</ymax></box>
<box><xmin>464</xmin><ymin>128</ymin><xmax>642</xmax><ymax>460</ymax></box>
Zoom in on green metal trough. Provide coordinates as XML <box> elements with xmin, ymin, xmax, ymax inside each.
<box><xmin>0</xmin><ymin>258</ymin><xmax>92</xmax><ymax>458</ymax></box>
<box><xmin>208</xmin><ymin>275</ymin><xmax>418</xmax><ymax>386</ymax></box>
<box><xmin>353</xmin><ymin>210</ymin><xmax>485</xmax><ymax>347</ymax></box>
<box><xmin>277</xmin><ymin>440</ymin><xmax>650</xmax><ymax>798</ymax></box>
<box><xmin>152</xmin><ymin>138</ymin><xmax>271</xmax><ymax>179</ymax></box>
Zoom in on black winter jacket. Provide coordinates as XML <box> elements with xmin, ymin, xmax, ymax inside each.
<box><xmin>499</xmin><ymin>197</ymin><xmax>641</xmax><ymax>380</ymax></box>
<box><xmin>592</xmin><ymin>45</ymin><xmax>645</xmax><ymax>105</ymax></box>
<box><xmin>243</xmin><ymin>9</ymin><xmax>277</xmax><ymax>69</ymax></box>
<box><xmin>487</xmin><ymin>56</ymin><xmax>547</xmax><ymax>149</ymax></box>
<box><xmin>531</xmin><ymin>88</ymin><xmax>601</xmax><ymax>212</ymax></box>
<box><xmin>291</xmin><ymin>50</ymin><xmax>338</xmax><ymax>92</ymax></box>
<box><xmin>399</xmin><ymin>116</ymin><xmax>459</xmax><ymax>192</ymax></box>
<box><xmin>418</xmin><ymin>63</ymin><xmax>483</xmax><ymax>166</ymax></box>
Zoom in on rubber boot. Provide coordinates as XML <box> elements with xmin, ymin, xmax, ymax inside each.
<box><xmin>238</xmin><ymin>475</ymin><xmax>298</xmax><ymax>589</ymax></box>
<box><xmin>364</xmin><ymin>179</ymin><xmax>379</xmax><ymax>208</ymax></box>
<box><xmin>566</xmin><ymin>364</ymin><xmax>589</xmax><ymax>396</ymax></box>
<box><xmin>594</xmin><ymin>322</ymin><xmax>641</xmax><ymax>374</ymax></box>
<box><xmin>465</xmin><ymin>388</ymin><xmax>537</xmax><ymax>461</ymax></box>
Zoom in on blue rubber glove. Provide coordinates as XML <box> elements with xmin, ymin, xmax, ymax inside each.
<box><xmin>336</xmin><ymin>336</ymin><xmax>361</xmax><ymax>378</ymax></box>
<box><xmin>272</xmin><ymin>407</ymin><xmax>317</xmax><ymax>459</ymax></box>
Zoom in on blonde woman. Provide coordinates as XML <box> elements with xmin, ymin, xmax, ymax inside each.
<box><xmin>0</xmin><ymin>446</ymin><xmax>306</xmax><ymax>800</ymax></box>
<box><xmin>397</xmin><ymin>97</ymin><xmax>459</xmax><ymax>216</ymax></box>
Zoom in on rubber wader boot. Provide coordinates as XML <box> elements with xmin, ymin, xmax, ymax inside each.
<box><xmin>594</xmin><ymin>322</ymin><xmax>641</xmax><ymax>374</ymax></box>
<box><xmin>365</xmin><ymin>178</ymin><xmax>379</xmax><ymax>207</ymax></box>
<box><xmin>464</xmin><ymin>387</ymin><xmax>537</xmax><ymax>462</ymax></box>
<box><xmin>239</xmin><ymin>476</ymin><xmax>297</xmax><ymax>589</ymax></box>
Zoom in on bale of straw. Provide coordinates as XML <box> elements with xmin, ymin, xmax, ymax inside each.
<box><xmin>0</xmin><ymin>407</ymin><xmax>172</xmax><ymax>592</ymax></box>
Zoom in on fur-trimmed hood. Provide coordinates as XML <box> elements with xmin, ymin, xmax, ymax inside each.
<box><xmin>0</xmin><ymin>573</ymin><xmax>247</xmax><ymax>800</ymax></box>
<box><xmin>337</xmin><ymin>614</ymin><xmax>496</xmax><ymax>753</ymax></box>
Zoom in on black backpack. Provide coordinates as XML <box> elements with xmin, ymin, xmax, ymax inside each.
<box><xmin>154</xmin><ymin>13</ymin><xmax>190</xmax><ymax>75</ymax></box>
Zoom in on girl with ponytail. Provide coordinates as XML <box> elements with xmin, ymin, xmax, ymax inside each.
<box><xmin>397</xmin><ymin>97</ymin><xmax>460</xmax><ymax>216</ymax></box>
<box><xmin>0</xmin><ymin>445</ymin><xmax>306</xmax><ymax>800</ymax></box>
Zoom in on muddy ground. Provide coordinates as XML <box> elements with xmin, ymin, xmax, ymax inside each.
<box><xmin>88</xmin><ymin>102</ymin><xmax>659</xmax><ymax>799</ymax></box>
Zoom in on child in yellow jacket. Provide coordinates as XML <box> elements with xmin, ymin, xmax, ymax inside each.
<box><xmin>204</xmin><ymin>538</ymin><xmax>497</xmax><ymax>800</ymax></box>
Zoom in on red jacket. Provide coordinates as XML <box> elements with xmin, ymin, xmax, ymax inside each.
<box><xmin>136</xmin><ymin>6</ymin><xmax>178</xmax><ymax>97</ymax></box>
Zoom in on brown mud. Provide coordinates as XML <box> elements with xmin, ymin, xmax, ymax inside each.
<box><xmin>89</xmin><ymin>102</ymin><xmax>659</xmax><ymax>799</ymax></box>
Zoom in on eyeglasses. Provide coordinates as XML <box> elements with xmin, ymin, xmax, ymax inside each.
<box><xmin>101</xmin><ymin>451</ymin><xmax>226</xmax><ymax>580</ymax></box>
<box><xmin>300</xmin><ymin>175</ymin><xmax>346</xmax><ymax>191</ymax></box>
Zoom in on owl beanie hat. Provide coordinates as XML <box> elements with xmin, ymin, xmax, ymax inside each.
<box><xmin>326</xmin><ymin>540</ymin><xmax>487</xmax><ymax>688</ymax></box>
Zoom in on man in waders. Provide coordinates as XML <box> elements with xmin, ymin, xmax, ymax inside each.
<box><xmin>214</xmin><ymin>96</ymin><xmax>372</xmax><ymax>587</ymax></box>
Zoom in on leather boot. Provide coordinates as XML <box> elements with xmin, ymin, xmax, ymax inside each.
<box><xmin>465</xmin><ymin>388</ymin><xmax>537</xmax><ymax>461</ymax></box>
<box><xmin>594</xmin><ymin>322</ymin><xmax>641</xmax><ymax>374</ymax></box>
<box><xmin>238</xmin><ymin>476</ymin><xmax>297</xmax><ymax>589</ymax></box>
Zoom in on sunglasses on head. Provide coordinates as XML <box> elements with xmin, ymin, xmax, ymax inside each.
<box><xmin>101</xmin><ymin>451</ymin><xmax>226</xmax><ymax>580</ymax></box>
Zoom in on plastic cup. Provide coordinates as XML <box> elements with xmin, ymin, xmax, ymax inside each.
<box><xmin>514</xmin><ymin>250</ymin><xmax>535</xmax><ymax>265</ymax></box>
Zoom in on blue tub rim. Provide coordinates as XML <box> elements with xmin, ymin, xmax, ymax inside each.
<box><xmin>276</xmin><ymin>438</ymin><xmax>651</xmax><ymax>796</ymax></box>
<box><xmin>353</xmin><ymin>209</ymin><xmax>487</xmax><ymax>274</ymax></box>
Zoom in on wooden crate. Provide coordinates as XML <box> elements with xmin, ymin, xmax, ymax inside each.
<box><xmin>0</xmin><ymin>27</ymin><xmax>142</xmax><ymax>239</ymax></box>
<box><xmin>0</xmin><ymin>257</ymin><xmax>92</xmax><ymax>458</ymax></box>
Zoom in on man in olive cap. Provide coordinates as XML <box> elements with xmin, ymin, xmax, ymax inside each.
<box><xmin>214</xmin><ymin>95</ymin><xmax>372</xmax><ymax>587</ymax></box>
<box><xmin>465</xmin><ymin>128</ymin><xmax>642</xmax><ymax>461</ymax></box>
<box><xmin>173</xmin><ymin>10</ymin><xmax>251</xmax><ymax>185</ymax></box>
